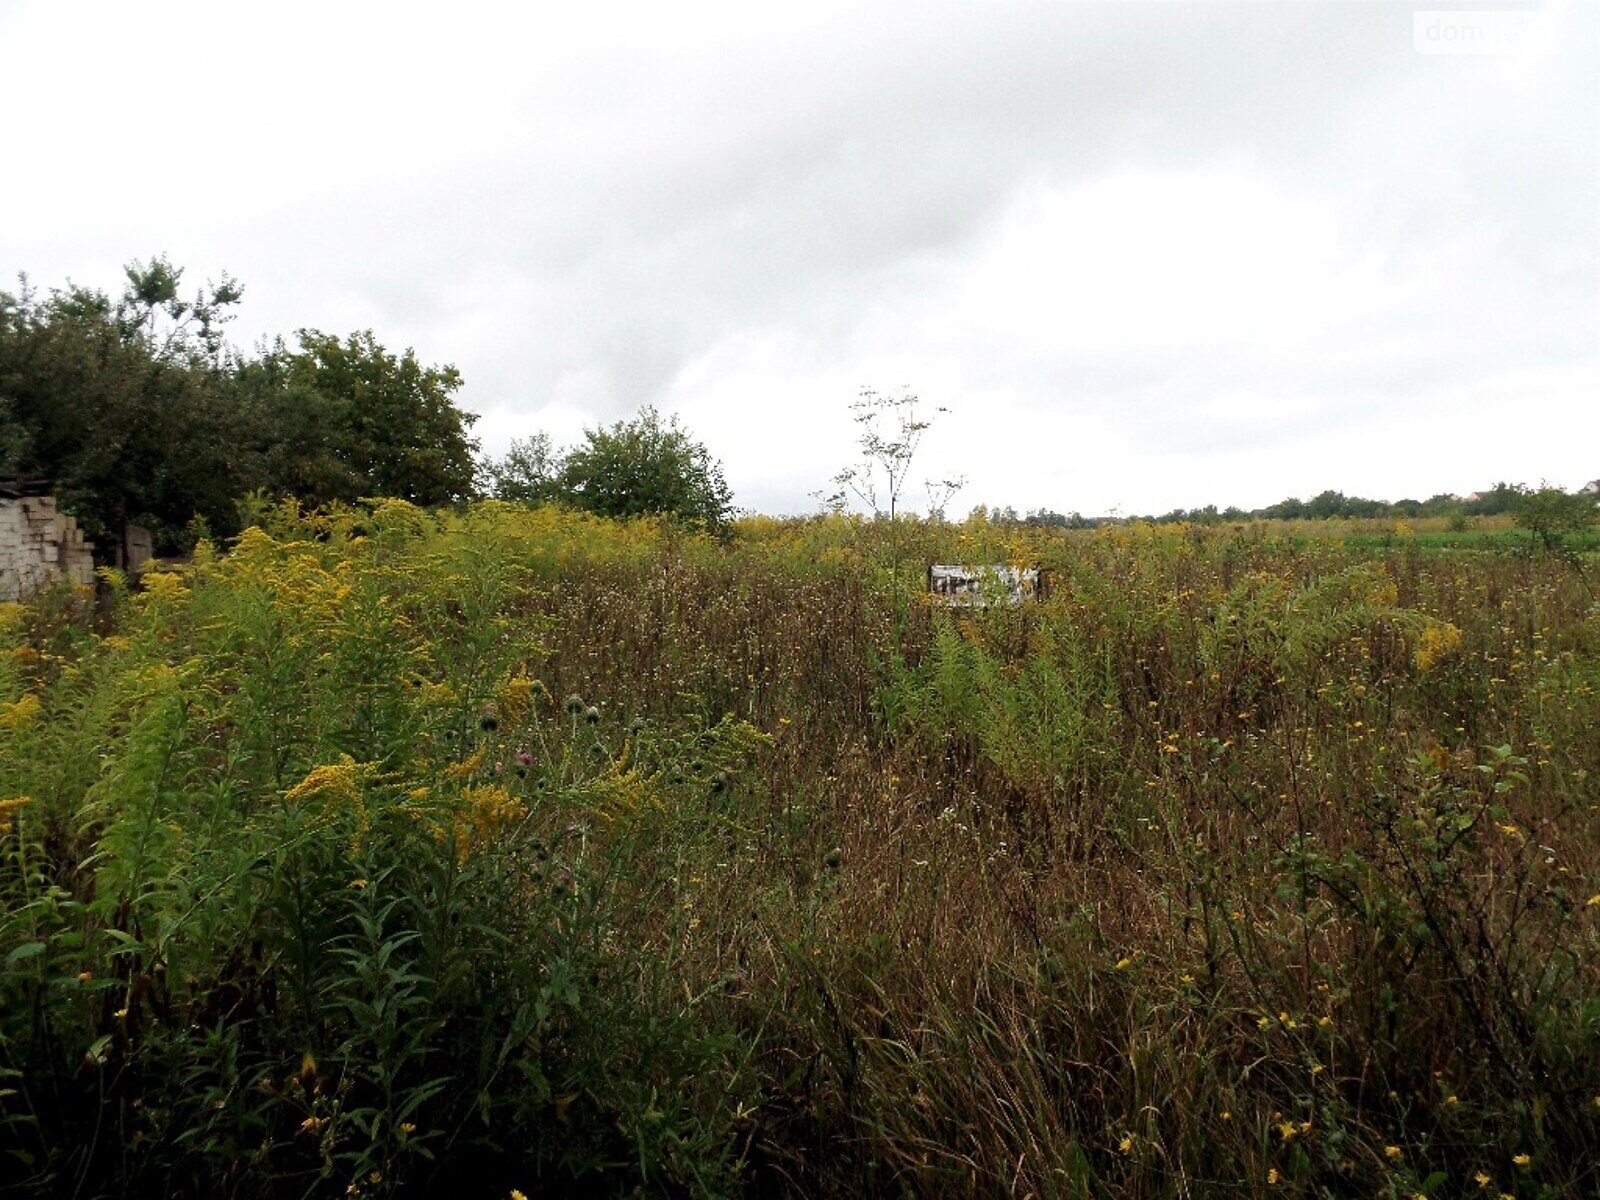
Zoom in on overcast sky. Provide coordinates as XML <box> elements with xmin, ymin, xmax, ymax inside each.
<box><xmin>2</xmin><ymin>1</ymin><xmax>1595</xmax><ymax>516</ymax></box>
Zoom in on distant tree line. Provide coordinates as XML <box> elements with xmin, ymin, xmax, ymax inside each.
<box><xmin>4</xmin><ymin>260</ymin><xmax>1586</xmax><ymax>560</ymax></box>
<box><xmin>0</xmin><ymin>258</ymin><xmax>479</xmax><ymax>559</ymax></box>
<box><xmin>969</xmin><ymin>505</ymin><xmax>1099</xmax><ymax>529</ymax></box>
<box><xmin>1141</xmin><ymin>484</ymin><xmax>1541</xmax><ymax>525</ymax></box>
<box><xmin>983</xmin><ymin>482</ymin><xmax>1597</xmax><ymax>540</ymax></box>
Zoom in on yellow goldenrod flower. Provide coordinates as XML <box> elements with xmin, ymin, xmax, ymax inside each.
<box><xmin>442</xmin><ymin>746</ymin><xmax>487</xmax><ymax>781</ymax></box>
<box><xmin>0</xmin><ymin>692</ymin><xmax>41</xmax><ymax>732</ymax></box>
<box><xmin>1414</xmin><ymin>620</ymin><xmax>1462</xmax><ymax>670</ymax></box>
<box><xmin>1118</xmin><ymin>1134</ymin><xmax>1133</xmax><ymax>1153</ymax></box>
<box><xmin>285</xmin><ymin>756</ymin><xmax>373</xmax><ymax>828</ymax></box>
<box><xmin>0</xmin><ymin>795</ymin><xmax>32</xmax><ymax>835</ymax></box>
<box><xmin>1267</xmin><ymin>1167</ymin><xmax>1280</xmax><ymax>1184</ymax></box>
<box><xmin>1384</xmin><ymin>1145</ymin><xmax>1403</xmax><ymax>1160</ymax></box>
<box><xmin>1473</xmin><ymin>1172</ymin><xmax>1491</xmax><ymax>1188</ymax></box>
<box><xmin>1512</xmin><ymin>1153</ymin><xmax>1530</xmax><ymax>1167</ymax></box>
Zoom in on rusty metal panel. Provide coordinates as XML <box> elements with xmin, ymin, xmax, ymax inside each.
<box><xmin>927</xmin><ymin>564</ymin><xmax>1044</xmax><ymax>606</ymax></box>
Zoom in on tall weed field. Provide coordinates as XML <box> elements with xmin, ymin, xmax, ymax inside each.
<box><xmin>1</xmin><ymin>502</ymin><xmax>1596</xmax><ymax>1197</ymax></box>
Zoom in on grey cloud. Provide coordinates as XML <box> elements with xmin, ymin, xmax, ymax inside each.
<box><xmin>2</xmin><ymin>0</ymin><xmax>1594</xmax><ymax>513</ymax></box>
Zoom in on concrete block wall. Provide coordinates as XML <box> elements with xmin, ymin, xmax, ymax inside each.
<box><xmin>122</xmin><ymin>524</ymin><xmax>153</xmax><ymax>575</ymax></box>
<box><xmin>0</xmin><ymin>496</ymin><xmax>96</xmax><ymax>601</ymax></box>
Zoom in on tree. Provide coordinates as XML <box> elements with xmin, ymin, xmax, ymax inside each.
<box><xmin>116</xmin><ymin>255</ymin><xmax>244</xmax><ymax>363</ymax></box>
<box><xmin>556</xmin><ymin>406</ymin><xmax>732</xmax><ymax>530</ymax></box>
<box><xmin>243</xmin><ymin>330</ymin><xmax>479</xmax><ymax>507</ymax></box>
<box><xmin>1466</xmin><ymin>482</ymin><xmax>1521</xmax><ymax>516</ymax></box>
<box><xmin>3</xmin><ymin>260</ymin><xmax>487</xmax><ymax>559</ymax></box>
<box><xmin>1306</xmin><ymin>489</ymin><xmax>1346</xmax><ymax>520</ymax></box>
<box><xmin>481</xmin><ymin>432</ymin><xmax>561</xmax><ymax>504</ymax></box>
<box><xmin>1512</xmin><ymin>484</ymin><xmax>1597</xmax><ymax>553</ymax></box>
<box><xmin>0</xmin><ymin>260</ymin><xmax>249</xmax><ymax>557</ymax></box>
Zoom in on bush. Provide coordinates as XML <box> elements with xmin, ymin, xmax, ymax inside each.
<box><xmin>558</xmin><ymin>406</ymin><xmax>733</xmax><ymax>531</ymax></box>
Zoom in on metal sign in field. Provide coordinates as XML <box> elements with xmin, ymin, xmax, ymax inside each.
<box><xmin>927</xmin><ymin>564</ymin><xmax>1045</xmax><ymax>606</ymax></box>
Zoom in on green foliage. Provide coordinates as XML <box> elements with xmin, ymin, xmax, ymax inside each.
<box><xmin>0</xmin><ymin>261</ymin><xmax>481</xmax><ymax>560</ymax></box>
<box><xmin>243</xmin><ymin>330</ymin><xmax>479</xmax><ymax>508</ymax></box>
<box><xmin>479</xmin><ymin>432</ymin><xmax>562</xmax><ymax>505</ymax></box>
<box><xmin>553</xmin><ymin>405</ymin><xmax>732</xmax><ymax>530</ymax></box>
<box><xmin>1512</xmin><ymin>483</ymin><xmax>1597</xmax><ymax>552</ymax></box>
<box><xmin>1130</xmin><ymin>479</ymin><xmax>1587</xmax><ymax>528</ymax></box>
<box><xmin>0</xmin><ymin>509</ymin><xmax>767</xmax><ymax>1196</ymax></box>
<box><xmin>3</xmin><ymin>496</ymin><xmax>1599</xmax><ymax>1197</ymax></box>
<box><xmin>0</xmin><ymin>259</ymin><xmax>248</xmax><ymax>553</ymax></box>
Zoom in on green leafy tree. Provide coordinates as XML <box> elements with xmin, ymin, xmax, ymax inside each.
<box><xmin>0</xmin><ymin>259</ymin><xmax>248</xmax><ymax>557</ymax></box>
<box><xmin>1466</xmin><ymin>481</ymin><xmax>1522</xmax><ymax>516</ymax></box>
<box><xmin>116</xmin><ymin>255</ymin><xmax>244</xmax><ymax>363</ymax></box>
<box><xmin>556</xmin><ymin>406</ymin><xmax>732</xmax><ymax>530</ymax></box>
<box><xmin>1512</xmin><ymin>484</ymin><xmax>1597</xmax><ymax>552</ymax></box>
<box><xmin>244</xmin><ymin>330</ymin><xmax>479</xmax><ymax>507</ymax></box>
<box><xmin>481</xmin><ymin>432</ymin><xmax>562</xmax><ymax>504</ymax></box>
<box><xmin>3</xmin><ymin>260</ymin><xmax>485</xmax><ymax>558</ymax></box>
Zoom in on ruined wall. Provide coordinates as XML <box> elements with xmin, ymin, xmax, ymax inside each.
<box><xmin>0</xmin><ymin>495</ymin><xmax>96</xmax><ymax>601</ymax></box>
<box><xmin>119</xmin><ymin>524</ymin><xmax>154</xmax><ymax>576</ymax></box>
